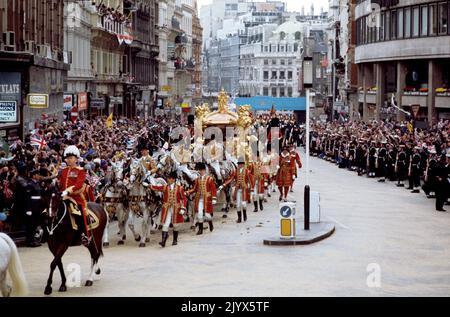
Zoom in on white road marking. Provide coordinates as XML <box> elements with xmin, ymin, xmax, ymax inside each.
<box><xmin>324</xmin><ymin>216</ymin><xmax>351</xmax><ymax>230</ymax></box>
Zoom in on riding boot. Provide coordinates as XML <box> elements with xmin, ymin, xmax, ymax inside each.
<box><xmin>237</xmin><ymin>212</ymin><xmax>242</xmax><ymax>223</ymax></box>
<box><xmin>208</xmin><ymin>221</ymin><xmax>214</xmax><ymax>232</ymax></box>
<box><xmin>159</xmin><ymin>231</ymin><xmax>169</xmax><ymax>248</ymax></box>
<box><xmin>172</xmin><ymin>231</ymin><xmax>178</xmax><ymax>246</ymax></box>
<box><xmin>196</xmin><ymin>223</ymin><xmax>204</xmax><ymax>235</ymax></box>
<box><xmin>243</xmin><ymin>209</ymin><xmax>247</xmax><ymax>222</ymax></box>
<box><xmin>253</xmin><ymin>201</ymin><xmax>258</xmax><ymax>213</ymax></box>
<box><xmin>259</xmin><ymin>200</ymin><xmax>264</xmax><ymax>211</ymax></box>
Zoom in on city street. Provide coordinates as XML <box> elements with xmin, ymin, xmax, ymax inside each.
<box><xmin>17</xmin><ymin>151</ymin><xmax>450</xmax><ymax>297</ymax></box>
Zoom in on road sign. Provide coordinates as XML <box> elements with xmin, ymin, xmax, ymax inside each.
<box><xmin>279</xmin><ymin>202</ymin><xmax>296</xmax><ymax>239</ymax></box>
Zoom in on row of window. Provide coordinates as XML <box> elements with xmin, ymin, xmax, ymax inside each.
<box><xmin>263</xmin><ymin>70</ymin><xmax>294</xmax><ymax>80</ymax></box>
<box><xmin>262</xmin><ymin>43</ymin><xmax>301</xmax><ymax>53</ymax></box>
<box><xmin>262</xmin><ymin>87</ymin><xmax>294</xmax><ymax>97</ymax></box>
<box><xmin>356</xmin><ymin>1</ymin><xmax>450</xmax><ymax>45</ymax></box>
<box><xmin>264</xmin><ymin>59</ymin><xmax>294</xmax><ymax>65</ymax></box>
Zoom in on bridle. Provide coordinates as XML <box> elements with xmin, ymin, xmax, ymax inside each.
<box><xmin>46</xmin><ymin>193</ymin><xmax>67</xmax><ymax>236</ymax></box>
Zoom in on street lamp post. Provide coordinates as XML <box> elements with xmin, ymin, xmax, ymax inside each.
<box><xmin>303</xmin><ymin>56</ymin><xmax>313</xmax><ymax>231</ymax></box>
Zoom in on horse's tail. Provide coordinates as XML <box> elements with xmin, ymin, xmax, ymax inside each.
<box><xmin>0</xmin><ymin>233</ymin><xmax>28</xmax><ymax>297</ymax></box>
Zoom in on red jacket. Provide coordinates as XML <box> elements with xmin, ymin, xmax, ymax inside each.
<box><xmin>59</xmin><ymin>167</ymin><xmax>88</xmax><ymax>209</ymax></box>
<box><xmin>225</xmin><ymin>166</ymin><xmax>253</xmax><ymax>202</ymax></box>
<box><xmin>191</xmin><ymin>176</ymin><xmax>217</xmax><ymax>214</ymax></box>
<box><xmin>152</xmin><ymin>184</ymin><xmax>187</xmax><ymax>225</ymax></box>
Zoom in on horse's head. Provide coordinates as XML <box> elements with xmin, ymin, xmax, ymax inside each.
<box><xmin>129</xmin><ymin>159</ymin><xmax>144</xmax><ymax>185</ymax></box>
<box><xmin>111</xmin><ymin>161</ymin><xmax>124</xmax><ymax>184</ymax></box>
<box><xmin>42</xmin><ymin>185</ymin><xmax>64</xmax><ymax>221</ymax></box>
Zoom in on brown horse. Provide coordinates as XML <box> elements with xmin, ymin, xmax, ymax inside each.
<box><xmin>42</xmin><ymin>187</ymin><xmax>107</xmax><ymax>295</ymax></box>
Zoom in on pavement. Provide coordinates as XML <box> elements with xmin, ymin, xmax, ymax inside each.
<box><xmin>15</xmin><ymin>151</ymin><xmax>450</xmax><ymax>297</ymax></box>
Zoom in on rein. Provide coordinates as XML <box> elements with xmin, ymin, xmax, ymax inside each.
<box><xmin>47</xmin><ymin>200</ymin><xmax>67</xmax><ymax>236</ymax></box>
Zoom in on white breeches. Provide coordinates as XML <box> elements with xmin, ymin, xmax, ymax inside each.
<box><xmin>162</xmin><ymin>208</ymin><xmax>180</xmax><ymax>232</ymax></box>
<box><xmin>252</xmin><ymin>182</ymin><xmax>265</xmax><ymax>202</ymax></box>
<box><xmin>197</xmin><ymin>198</ymin><xmax>212</xmax><ymax>223</ymax></box>
<box><xmin>236</xmin><ymin>189</ymin><xmax>247</xmax><ymax>211</ymax></box>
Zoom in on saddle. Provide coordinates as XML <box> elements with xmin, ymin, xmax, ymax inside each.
<box><xmin>65</xmin><ymin>201</ymin><xmax>100</xmax><ymax>232</ymax></box>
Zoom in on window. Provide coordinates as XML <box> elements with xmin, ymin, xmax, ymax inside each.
<box><xmin>380</xmin><ymin>13</ymin><xmax>385</xmax><ymax>41</ymax></box>
<box><xmin>288</xmin><ymin>59</ymin><xmax>292</xmax><ymax>65</ymax></box>
<box><xmin>421</xmin><ymin>6</ymin><xmax>428</xmax><ymax>36</ymax></box>
<box><xmin>263</xmin><ymin>87</ymin><xmax>269</xmax><ymax>96</ymax></box>
<box><xmin>438</xmin><ymin>2</ymin><xmax>448</xmax><ymax>34</ymax></box>
<box><xmin>287</xmin><ymin>87</ymin><xmax>293</xmax><ymax>97</ymax></box>
<box><xmin>271</xmin><ymin>87</ymin><xmax>277</xmax><ymax>97</ymax></box>
<box><xmin>412</xmin><ymin>6</ymin><xmax>420</xmax><ymax>37</ymax></box>
<box><xmin>294</xmin><ymin>43</ymin><xmax>298</xmax><ymax>51</ymax></box>
<box><xmin>288</xmin><ymin>71</ymin><xmax>293</xmax><ymax>80</ymax></box>
<box><xmin>280</xmin><ymin>45</ymin><xmax>285</xmax><ymax>52</ymax></box>
<box><xmin>398</xmin><ymin>9</ymin><xmax>404</xmax><ymax>38</ymax></box>
<box><xmin>272</xmin><ymin>59</ymin><xmax>277</xmax><ymax>65</ymax></box>
<box><xmin>264</xmin><ymin>59</ymin><xmax>268</xmax><ymax>65</ymax></box>
<box><xmin>429</xmin><ymin>4</ymin><xmax>438</xmax><ymax>36</ymax></box>
<box><xmin>391</xmin><ymin>10</ymin><xmax>397</xmax><ymax>39</ymax></box>
<box><xmin>295</xmin><ymin>32</ymin><xmax>301</xmax><ymax>40</ymax></box>
<box><xmin>405</xmin><ymin>7</ymin><xmax>411</xmax><ymax>37</ymax></box>
<box><xmin>271</xmin><ymin>71</ymin><xmax>277</xmax><ymax>79</ymax></box>
<box><xmin>280</xmin><ymin>88</ymin><xmax>285</xmax><ymax>97</ymax></box>
<box><xmin>281</xmin><ymin>59</ymin><xmax>285</xmax><ymax>65</ymax></box>
<box><xmin>385</xmin><ymin>10</ymin><xmax>391</xmax><ymax>40</ymax></box>
<box><xmin>280</xmin><ymin>71</ymin><xmax>285</xmax><ymax>79</ymax></box>
<box><xmin>263</xmin><ymin>71</ymin><xmax>269</xmax><ymax>80</ymax></box>
<box><xmin>264</xmin><ymin>46</ymin><xmax>268</xmax><ymax>52</ymax></box>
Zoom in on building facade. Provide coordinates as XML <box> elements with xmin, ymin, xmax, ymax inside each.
<box><xmin>123</xmin><ymin>0</ymin><xmax>159</xmax><ymax>119</ymax></box>
<box><xmin>355</xmin><ymin>0</ymin><xmax>450</xmax><ymax>123</ymax></box>
<box><xmin>64</xmin><ymin>1</ymin><xmax>94</xmax><ymax>118</ymax></box>
<box><xmin>239</xmin><ymin>17</ymin><xmax>328</xmax><ymax>98</ymax></box>
<box><xmin>0</xmin><ymin>0</ymin><xmax>69</xmax><ymax>141</ymax></box>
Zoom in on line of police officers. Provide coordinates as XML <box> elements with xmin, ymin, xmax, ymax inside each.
<box><xmin>310</xmin><ymin>135</ymin><xmax>450</xmax><ymax>212</ymax></box>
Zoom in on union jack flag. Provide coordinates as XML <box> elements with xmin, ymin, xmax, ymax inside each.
<box><xmin>87</xmin><ymin>173</ymin><xmax>100</xmax><ymax>188</ymax></box>
<box><xmin>3</xmin><ymin>180</ymin><xmax>13</xmax><ymax>200</ymax></box>
<box><xmin>30</xmin><ymin>134</ymin><xmax>47</xmax><ymax>150</ymax></box>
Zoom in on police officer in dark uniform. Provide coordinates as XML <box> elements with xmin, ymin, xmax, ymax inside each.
<box><xmin>422</xmin><ymin>151</ymin><xmax>437</xmax><ymax>198</ymax></box>
<box><xmin>409</xmin><ymin>146</ymin><xmax>422</xmax><ymax>193</ymax></box>
<box><xmin>386</xmin><ymin>144</ymin><xmax>397</xmax><ymax>181</ymax></box>
<box><xmin>396</xmin><ymin>144</ymin><xmax>407</xmax><ymax>187</ymax></box>
<box><xmin>377</xmin><ymin>143</ymin><xmax>387</xmax><ymax>182</ymax></box>
<box><xmin>25</xmin><ymin>169</ymin><xmax>42</xmax><ymax>247</ymax></box>
<box><xmin>356</xmin><ymin>140</ymin><xmax>366</xmax><ymax>176</ymax></box>
<box><xmin>348</xmin><ymin>140</ymin><xmax>357</xmax><ymax>171</ymax></box>
<box><xmin>434</xmin><ymin>154</ymin><xmax>449</xmax><ymax>212</ymax></box>
<box><xmin>367</xmin><ymin>142</ymin><xmax>377</xmax><ymax>178</ymax></box>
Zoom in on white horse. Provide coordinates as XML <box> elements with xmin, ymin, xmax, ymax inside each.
<box><xmin>102</xmin><ymin>161</ymin><xmax>129</xmax><ymax>247</ymax></box>
<box><xmin>0</xmin><ymin>233</ymin><xmax>28</xmax><ymax>297</ymax></box>
<box><xmin>126</xmin><ymin>159</ymin><xmax>154</xmax><ymax>247</ymax></box>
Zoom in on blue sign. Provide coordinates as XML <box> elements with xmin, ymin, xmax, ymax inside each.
<box><xmin>280</xmin><ymin>206</ymin><xmax>292</xmax><ymax>218</ymax></box>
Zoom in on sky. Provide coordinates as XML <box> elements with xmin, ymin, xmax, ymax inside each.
<box><xmin>197</xmin><ymin>0</ymin><xmax>330</xmax><ymax>14</ymax></box>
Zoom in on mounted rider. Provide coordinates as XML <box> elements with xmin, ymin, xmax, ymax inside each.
<box><xmin>59</xmin><ymin>145</ymin><xmax>91</xmax><ymax>246</ymax></box>
<box><xmin>139</xmin><ymin>143</ymin><xmax>158</xmax><ymax>174</ymax></box>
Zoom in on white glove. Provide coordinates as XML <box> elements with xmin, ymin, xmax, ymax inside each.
<box><xmin>143</xmin><ymin>182</ymin><xmax>149</xmax><ymax>187</ymax></box>
<box><xmin>276</xmin><ymin>165</ymin><xmax>280</xmax><ymax>170</ymax></box>
<box><xmin>264</xmin><ymin>182</ymin><xmax>268</xmax><ymax>187</ymax></box>
<box><xmin>179</xmin><ymin>209</ymin><xmax>186</xmax><ymax>216</ymax></box>
<box><xmin>26</xmin><ymin>211</ymin><xmax>32</xmax><ymax>216</ymax></box>
<box><xmin>212</xmin><ymin>199</ymin><xmax>217</xmax><ymax>205</ymax></box>
<box><xmin>62</xmin><ymin>191</ymin><xmax>69</xmax><ymax>197</ymax></box>
<box><xmin>218</xmin><ymin>185</ymin><xmax>224</xmax><ymax>192</ymax></box>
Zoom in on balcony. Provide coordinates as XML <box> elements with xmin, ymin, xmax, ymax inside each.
<box><xmin>435</xmin><ymin>89</ymin><xmax>450</xmax><ymax>109</ymax></box>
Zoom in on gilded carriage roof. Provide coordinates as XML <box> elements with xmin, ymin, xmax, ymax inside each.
<box><xmin>196</xmin><ymin>89</ymin><xmax>251</xmax><ymax>128</ymax></box>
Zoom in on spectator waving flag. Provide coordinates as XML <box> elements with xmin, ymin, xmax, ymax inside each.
<box><xmin>30</xmin><ymin>133</ymin><xmax>48</xmax><ymax>150</ymax></box>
